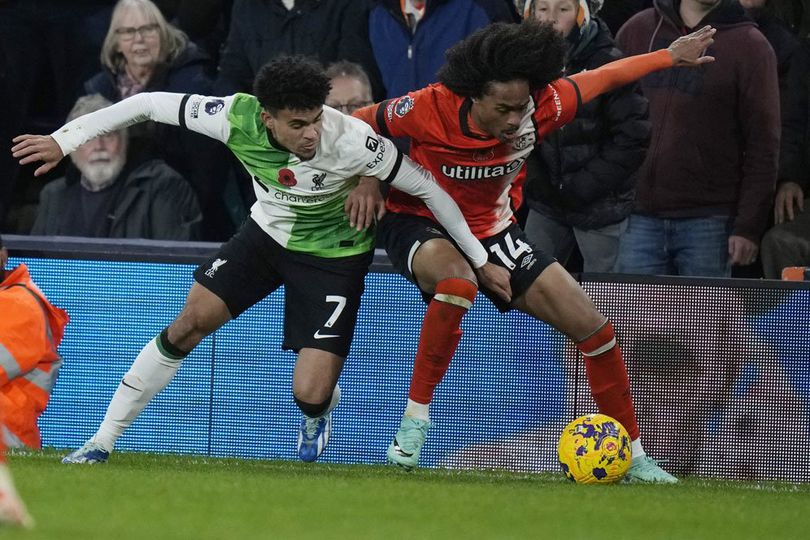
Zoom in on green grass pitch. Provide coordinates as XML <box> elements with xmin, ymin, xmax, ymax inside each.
<box><xmin>3</xmin><ymin>450</ymin><xmax>808</xmax><ymax>539</ymax></box>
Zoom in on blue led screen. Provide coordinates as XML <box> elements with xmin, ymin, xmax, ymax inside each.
<box><xmin>11</xmin><ymin>257</ymin><xmax>810</xmax><ymax>482</ymax></box>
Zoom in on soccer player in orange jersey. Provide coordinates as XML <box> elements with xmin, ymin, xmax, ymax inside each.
<box><xmin>354</xmin><ymin>20</ymin><xmax>716</xmax><ymax>482</ymax></box>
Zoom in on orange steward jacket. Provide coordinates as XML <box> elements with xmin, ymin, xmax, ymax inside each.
<box><xmin>0</xmin><ymin>264</ymin><xmax>69</xmax><ymax>448</ymax></box>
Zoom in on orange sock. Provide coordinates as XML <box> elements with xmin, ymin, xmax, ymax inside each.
<box><xmin>408</xmin><ymin>278</ymin><xmax>478</xmax><ymax>404</ymax></box>
<box><xmin>577</xmin><ymin>320</ymin><xmax>640</xmax><ymax>440</ymax></box>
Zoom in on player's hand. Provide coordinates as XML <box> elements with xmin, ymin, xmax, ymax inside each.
<box><xmin>774</xmin><ymin>181</ymin><xmax>804</xmax><ymax>224</ymax></box>
<box><xmin>474</xmin><ymin>262</ymin><xmax>512</xmax><ymax>303</ymax></box>
<box><xmin>728</xmin><ymin>235</ymin><xmax>758</xmax><ymax>266</ymax></box>
<box><xmin>11</xmin><ymin>134</ymin><xmax>64</xmax><ymax>177</ymax></box>
<box><xmin>668</xmin><ymin>25</ymin><xmax>716</xmax><ymax>67</ymax></box>
<box><xmin>345</xmin><ymin>176</ymin><xmax>385</xmax><ymax>231</ymax></box>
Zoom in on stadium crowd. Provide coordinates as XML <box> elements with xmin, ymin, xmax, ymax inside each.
<box><xmin>1</xmin><ymin>0</ymin><xmax>808</xmax><ymax>278</ymax></box>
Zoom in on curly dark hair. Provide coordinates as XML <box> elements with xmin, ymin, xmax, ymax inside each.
<box><xmin>253</xmin><ymin>55</ymin><xmax>332</xmax><ymax>113</ymax></box>
<box><xmin>437</xmin><ymin>21</ymin><xmax>567</xmax><ymax>98</ymax></box>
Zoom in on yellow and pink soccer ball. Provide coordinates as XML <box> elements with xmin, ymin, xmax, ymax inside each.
<box><xmin>558</xmin><ymin>413</ymin><xmax>632</xmax><ymax>484</ymax></box>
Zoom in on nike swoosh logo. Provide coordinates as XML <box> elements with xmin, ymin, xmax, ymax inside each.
<box><xmin>313</xmin><ymin>329</ymin><xmax>340</xmax><ymax>339</ymax></box>
<box><xmin>392</xmin><ymin>438</ymin><xmax>413</xmax><ymax>457</ymax></box>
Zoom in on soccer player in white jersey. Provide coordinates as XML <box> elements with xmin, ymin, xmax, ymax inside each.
<box><xmin>13</xmin><ymin>56</ymin><xmax>511</xmax><ymax>464</ymax></box>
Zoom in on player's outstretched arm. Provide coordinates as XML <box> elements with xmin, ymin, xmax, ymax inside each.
<box><xmin>571</xmin><ymin>25</ymin><xmax>716</xmax><ymax>104</ymax></box>
<box><xmin>12</xmin><ymin>92</ymin><xmax>231</xmax><ymax>176</ymax></box>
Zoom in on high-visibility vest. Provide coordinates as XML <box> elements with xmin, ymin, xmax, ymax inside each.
<box><xmin>0</xmin><ymin>264</ymin><xmax>69</xmax><ymax>449</ymax></box>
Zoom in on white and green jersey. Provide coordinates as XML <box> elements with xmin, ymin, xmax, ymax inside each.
<box><xmin>51</xmin><ymin>92</ymin><xmax>488</xmax><ymax>265</ymax></box>
<box><xmin>180</xmin><ymin>93</ymin><xmax>398</xmax><ymax>256</ymax></box>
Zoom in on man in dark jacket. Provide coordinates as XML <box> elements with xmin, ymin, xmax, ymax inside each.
<box><xmin>31</xmin><ymin>95</ymin><xmax>201</xmax><ymax>240</ymax></box>
<box><xmin>368</xmin><ymin>0</ymin><xmax>518</xmax><ymax>99</ymax></box>
<box><xmin>214</xmin><ymin>0</ymin><xmax>384</xmax><ymax>99</ymax></box>
<box><xmin>616</xmin><ymin>0</ymin><xmax>779</xmax><ymax>277</ymax></box>
<box><xmin>761</xmin><ymin>39</ymin><xmax>810</xmax><ymax>279</ymax></box>
<box><xmin>523</xmin><ymin>0</ymin><xmax>650</xmax><ymax>272</ymax></box>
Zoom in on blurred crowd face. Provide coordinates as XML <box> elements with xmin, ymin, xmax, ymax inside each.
<box><xmin>531</xmin><ymin>0</ymin><xmax>579</xmax><ymax>38</ymax></box>
<box><xmin>115</xmin><ymin>6</ymin><xmax>161</xmax><ymax>74</ymax></box>
<box><xmin>72</xmin><ymin>132</ymin><xmax>127</xmax><ymax>191</ymax></box>
<box><xmin>326</xmin><ymin>76</ymin><xmax>373</xmax><ymax>115</ymax></box>
<box><xmin>739</xmin><ymin>0</ymin><xmax>767</xmax><ymax>9</ymax></box>
<box><xmin>262</xmin><ymin>108</ymin><xmax>324</xmax><ymax>160</ymax></box>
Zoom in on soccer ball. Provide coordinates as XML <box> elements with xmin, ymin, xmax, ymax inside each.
<box><xmin>558</xmin><ymin>413</ymin><xmax>632</xmax><ymax>484</ymax></box>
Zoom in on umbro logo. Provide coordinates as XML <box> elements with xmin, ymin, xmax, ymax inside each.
<box><xmin>313</xmin><ymin>329</ymin><xmax>340</xmax><ymax>339</ymax></box>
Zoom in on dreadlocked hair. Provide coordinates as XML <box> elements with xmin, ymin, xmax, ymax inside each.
<box><xmin>438</xmin><ymin>21</ymin><xmax>567</xmax><ymax>98</ymax></box>
<box><xmin>253</xmin><ymin>55</ymin><xmax>331</xmax><ymax>113</ymax></box>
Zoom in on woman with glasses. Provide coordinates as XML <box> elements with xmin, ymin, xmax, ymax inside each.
<box><xmin>87</xmin><ymin>0</ymin><xmax>211</xmax><ymax>99</ymax></box>
<box><xmin>82</xmin><ymin>0</ymin><xmax>233</xmax><ymax>241</ymax></box>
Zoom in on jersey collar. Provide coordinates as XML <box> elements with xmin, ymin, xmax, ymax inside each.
<box><xmin>459</xmin><ymin>97</ymin><xmax>492</xmax><ymax>141</ymax></box>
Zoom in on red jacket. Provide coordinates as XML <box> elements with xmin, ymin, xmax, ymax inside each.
<box><xmin>0</xmin><ymin>264</ymin><xmax>69</xmax><ymax>449</ymax></box>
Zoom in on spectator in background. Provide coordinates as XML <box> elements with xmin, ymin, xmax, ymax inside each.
<box><xmin>214</xmin><ymin>0</ymin><xmax>383</xmax><ymax>99</ymax></box>
<box><xmin>522</xmin><ymin>0</ymin><xmax>649</xmax><ymax>273</ymax></box>
<box><xmin>741</xmin><ymin>0</ymin><xmax>799</xmax><ymax>102</ymax></box>
<box><xmin>31</xmin><ymin>95</ymin><xmax>201</xmax><ymax>240</ymax></box>
<box><xmin>85</xmin><ymin>0</ymin><xmax>232</xmax><ymax>240</ymax></box>
<box><xmin>0</xmin><ymin>232</ymin><xmax>70</xmax><ymax>527</ymax></box>
<box><xmin>325</xmin><ymin>61</ymin><xmax>374</xmax><ymax>115</ymax></box>
<box><xmin>168</xmin><ymin>0</ymin><xmax>233</xmax><ymax>70</ymax></box>
<box><xmin>598</xmin><ymin>0</ymin><xmax>651</xmax><ymax>36</ymax></box>
<box><xmin>615</xmin><ymin>0</ymin><xmax>779</xmax><ymax>277</ymax></box>
<box><xmin>0</xmin><ymin>0</ymin><xmax>113</xmax><ymax>231</ymax></box>
<box><xmin>87</xmin><ymin>0</ymin><xmax>211</xmax><ymax>99</ymax></box>
<box><xmin>369</xmin><ymin>0</ymin><xmax>519</xmax><ymax>99</ymax></box>
<box><xmin>761</xmin><ymin>40</ymin><xmax>810</xmax><ymax>279</ymax></box>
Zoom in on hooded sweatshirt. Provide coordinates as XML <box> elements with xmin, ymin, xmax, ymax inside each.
<box><xmin>616</xmin><ymin>0</ymin><xmax>779</xmax><ymax>242</ymax></box>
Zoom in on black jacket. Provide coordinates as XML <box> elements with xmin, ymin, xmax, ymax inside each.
<box><xmin>779</xmin><ymin>38</ymin><xmax>810</xmax><ymax>192</ymax></box>
<box><xmin>32</xmin><ymin>158</ymin><xmax>202</xmax><ymax>240</ymax></box>
<box><xmin>214</xmin><ymin>0</ymin><xmax>383</xmax><ymax>99</ymax></box>
<box><xmin>524</xmin><ymin>19</ymin><xmax>650</xmax><ymax>230</ymax></box>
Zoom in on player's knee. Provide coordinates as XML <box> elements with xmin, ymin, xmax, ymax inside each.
<box><xmin>443</xmin><ymin>259</ymin><xmax>477</xmax><ymax>283</ymax></box>
<box><xmin>434</xmin><ymin>277</ymin><xmax>478</xmax><ymax>309</ymax></box>
<box><xmin>294</xmin><ymin>392</ymin><xmax>333</xmax><ymax>418</ymax></box>
<box><xmin>576</xmin><ymin>319</ymin><xmax>617</xmax><ymax>357</ymax></box>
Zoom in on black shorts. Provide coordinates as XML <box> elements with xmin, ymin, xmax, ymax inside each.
<box><xmin>379</xmin><ymin>213</ymin><xmax>556</xmax><ymax>312</ymax></box>
<box><xmin>194</xmin><ymin>218</ymin><xmax>373</xmax><ymax>357</ymax></box>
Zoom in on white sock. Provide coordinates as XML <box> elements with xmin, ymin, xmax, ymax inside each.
<box><xmin>404</xmin><ymin>399</ymin><xmax>430</xmax><ymax>422</ymax></box>
<box><xmin>631</xmin><ymin>438</ymin><xmax>646</xmax><ymax>459</ymax></box>
<box><xmin>324</xmin><ymin>384</ymin><xmax>341</xmax><ymax>415</ymax></box>
<box><xmin>91</xmin><ymin>338</ymin><xmax>183</xmax><ymax>452</ymax></box>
